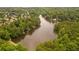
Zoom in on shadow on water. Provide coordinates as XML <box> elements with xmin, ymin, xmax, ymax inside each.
<box><xmin>12</xmin><ymin>15</ymin><xmax>57</xmax><ymax>50</ymax></box>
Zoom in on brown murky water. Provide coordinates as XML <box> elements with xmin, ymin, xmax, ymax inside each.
<box><xmin>19</xmin><ymin>15</ymin><xmax>57</xmax><ymax>50</ymax></box>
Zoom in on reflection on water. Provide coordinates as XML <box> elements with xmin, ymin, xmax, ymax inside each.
<box><xmin>19</xmin><ymin>15</ymin><xmax>57</xmax><ymax>50</ymax></box>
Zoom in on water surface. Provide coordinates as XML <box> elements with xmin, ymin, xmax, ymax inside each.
<box><xmin>19</xmin><ymin>15</ymin><xmax>57</xmax><ymax>50</ymax></box>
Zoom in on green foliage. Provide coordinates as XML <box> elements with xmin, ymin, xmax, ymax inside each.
<box><xmin>0</xmin><ymin>8</ymin><xmax>40</xmax><ymax>40</ymax></box>
<box><xmin>15</xmin><ymin>44</ymin><xmax>27</xmax><ymax>51</ymax></box>
<box><xmin>1</xmin><ymin>8</ymin><xmax>79</xmax><ymax>51</ymax></box>
<box><xmin>0</xmin><ymin>8</ymin><xmax>40</xmax><ymax>50</ymax></box>
<box><xmin>0</xmin><ymin>29</ymin><xmax>10</xmax><ymax>40</ymax></box>
<box><xmin>0</xmin><ymin>40</ymin><xmax>27</xmax><ymax>51</ymax></box>
<box><xmin>36</xmin><ymin>40</ymin><xmax>54</xmax><ymax>51</ymax></box>
<box><xmin>36</xmin><ymin>21</ymin><xmax>79</xmax><ymax>51</ymax></box>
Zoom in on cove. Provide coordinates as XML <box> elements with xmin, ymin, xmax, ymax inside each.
<box><xmin>15</xmin><ymin>15</ymin><xmax>57</xmax><ymax>50</ymax></box>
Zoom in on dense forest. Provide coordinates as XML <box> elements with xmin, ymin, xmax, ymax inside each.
<box><xmin>36</xmin><ymin>21</ymin><xmax>79</xmax><ymax>51</ymax></box>
<box><xmin>36</xmin><ymin>7</ymin><xmax>79</xmax><ymax>51</ymax></box>
<box><xmin>0</xmin><ymin>7</ymin><xmax>79</xmax><ymax>51</ymax></box>
<box><xmin>0</xmin><ymin>8</ymin><xmax>40</xmax><ymax>51</ymax></box>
